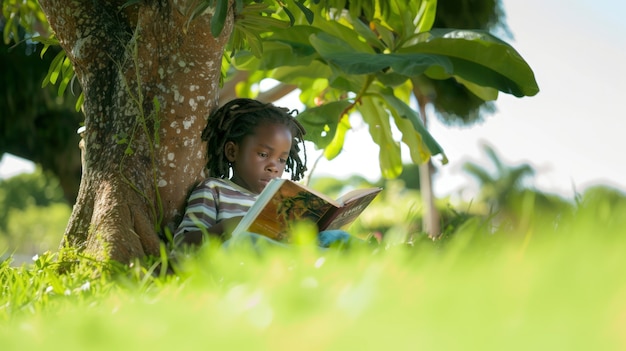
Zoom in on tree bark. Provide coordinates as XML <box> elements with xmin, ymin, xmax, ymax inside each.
<box><xmin>39</xmin><ymin>0</ymin><xmax>233</xmax><ymax>262</ymax></box>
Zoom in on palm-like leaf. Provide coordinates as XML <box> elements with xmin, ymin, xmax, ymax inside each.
<box><xmin>463</xmin><ymin>144</ymin><xmax>535</xmax><ymax>210</ymax></box>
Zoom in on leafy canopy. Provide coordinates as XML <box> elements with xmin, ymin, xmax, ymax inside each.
<box><xmin>223</xmin><ymin>0</ymin><xmax>538</xmax><ymax>178</ymax></box>
<box><xmin>3</xmin><ymin>0</ymin><xmax>539</xmax><ymax>179</ymax></box>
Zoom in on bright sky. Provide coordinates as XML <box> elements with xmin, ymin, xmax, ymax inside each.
<box><xmin>2</xmin><ymin>0</ymin><xmax>625</xmax><ymax>202</ymax></box>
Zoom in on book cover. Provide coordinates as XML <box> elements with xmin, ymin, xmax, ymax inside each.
<box><xmin>232</xmin><ymin>179</ymin><xmax>382</xmax><ymax>242</ymax></box>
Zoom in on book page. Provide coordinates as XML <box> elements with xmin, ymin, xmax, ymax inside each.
<box><xmin>233</xmin><ymin>179</ymin><xmax>338</xmax><ymax>242</ymax></box>
<box><xmin>233</xmin><ymin>179</ymin><xmax>382</xmax><ymax>241</ymax></box>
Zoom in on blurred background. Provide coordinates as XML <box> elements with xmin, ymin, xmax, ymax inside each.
<box><xmin>2</xmin><ymin>0</ymin><xmax>625</xmax><ymax>261</ymax></box>
<box><xmin>296</xmin><ymin>0</ymin><xmax>626</xmax><ymax>201</ymax></box>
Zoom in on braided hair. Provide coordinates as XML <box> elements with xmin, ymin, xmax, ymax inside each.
<box><xmin>201</xmin><ymin>98</ymin><xmax>307</xmax><ymax>181</ymax></box>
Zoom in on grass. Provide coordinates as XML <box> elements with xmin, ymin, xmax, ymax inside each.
<box><xmin>1</xmin><ymin>193</ymin><xmax>625</xmax><ymax>351</ymax></box>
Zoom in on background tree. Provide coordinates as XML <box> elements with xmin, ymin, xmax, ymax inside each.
<box><xmin>461</xmin><ymin>143</ymin><xmax>572</xmax><ymax>229</ymax></box>
<box><xmin>0</xmin><ymin>168</ymin><xmax>70</xmax><ymax>258</ymax></box>
<box><xmin>463</xmin><ymin>143</ymin><xmax>535</xmax><ymax>211</ymax></box>
<box><xmin>3</xmin><ymin>0</ymin><xmax>538</xmax><ymax>263</ymax></box>
<box><xmin>0</xmin><ymin>167</ymin><xmax>67</xmax><ymax>232</ymax></box>
<box><xmin>1</xmin><ymin>14</ymin><xmax>82</xmax><ymax>204</ymax></box>
<box><xmin>413</xmin><ymin>0</ymin><xmax>512</xmax><ymax>237</ymax></box>
<box><xmin>227</xmin><ymin>0</ymin><xmax>534</xmax><ymax>238</ymax></box>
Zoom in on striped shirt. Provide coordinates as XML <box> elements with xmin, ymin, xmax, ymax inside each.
<box><xmin>174</xmin><ymin>178</ymin><xmax>258</xmax><ymax>238</ymax></box>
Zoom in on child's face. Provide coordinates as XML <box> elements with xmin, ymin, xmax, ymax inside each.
<box><xmin>226</xmin><ymin>123</ymin><xmax>293</xmax><ymax>194</ymax></box>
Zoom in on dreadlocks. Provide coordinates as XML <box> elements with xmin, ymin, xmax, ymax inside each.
<box><xmin>201</xmin><ymin>98</ymin><xmax>307</xmax><ymax>181</ymax></box>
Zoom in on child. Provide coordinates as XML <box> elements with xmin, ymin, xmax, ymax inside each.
<box><xmin>173</xmin><ymin>98</ymin><xmax>351</xmax><ymax>249</ymax></box>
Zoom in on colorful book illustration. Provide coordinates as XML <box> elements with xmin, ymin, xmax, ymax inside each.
<box><xmin>232</xmin><ymin>178</ymin><xmax>382</xmax><ymax>242</ymax></box>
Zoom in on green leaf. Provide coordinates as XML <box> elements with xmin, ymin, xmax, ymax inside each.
<box><xmin>359</xmin><ymin>97</ymin><xmax>403</xmax><ymax>179</ymax></box>
<box><xmin>373</xmin><ymin>21</ymin><xmax>396</xmax><ymax>50</ymax></box>
<box><xmin>393</xmin><ymin>113</ymin><xmax>430</xmax><ymax>164</ymax></box>
<box><xmin>3</xmin><ymin>13</ymin><xmax>14</xmax><ymax>45</ymax></box>
<box><xmin>232</xmin><ymin>26</ymin><xmax>321</xmax><ymax>70</ymax></box>
<box><xmin>296</xmin><ymin>100</ymin><xmax>352</xmax><ymax>149</ymax></box>
<box><xmin>323</xmin><ymin>114</ymin><xmax>350</xmax><ymax>160</ymax></box>
<box><xmin>282</xmin><ymin>6</ymin><xmax>296</xmax><ymax>26</ymax></box>
<box><xmin>309</xmin><ymin>32</ymin><xmax>452</xmax><ymax>76</ymax></box>
<box><xmin>152</xmin><ymin>96</ymin><xmax>161</xmax><ymax>113</ymax></box>
<box><xmin>42</xmin><ymin>50</ymin><xmax>66</xmax><ymax>87</ymax></box>
<box><xmin>234</xmin><ymin>0</ymin><xmax>244</xmax><ymax>13</ymax></box>
<box><xmin>350</xmin><ymin>15</ymin><xmax>386</xmax><ymax>52</ymax></box>
<box><xmin>294</xmin><ymin>0</ymin><xmax>314</xmax><ymax>24</ymax></box>
<box><xmin>57</xmin><ymin>56</ymin><xmax>74</xmax><ymax>96</ymax></box>
<box><xmin>314</xmin><ymin>22</ymin><xmax>376</xmax><ymax>54</ymax></box>
<box><xmin>414</xmin><ymin>0</ymin><xmax>437</xmax><ymax>34</ymax></box>
<box><xmin>370</xmin><ymin>84</ymin><xmax>446</xmax><ymax>160</ymax></box>
<box><xmin>237</xmin><ymin>25</ymin><xmax>263</xmax><ymax>57</ymax></box>
<box><xmin>75</xmin><ymin>93</ymin><xmax>85</xmax><ymax>112</ymax></box>
<box><xmin>149</xmin><ymin>97</ymin><xmax>162</xmax><ymax>143</ymax></box>
<box><xmin>40</xmin><ymin>43</ymin><xmax>50</xmax><ymax>58</ymax></box>
<box><xmin>454</xmin><ymin>76</ymin><xmax>499</xmax><ymax>101</ymax></box>
<box><xmin>374</xmin><ymin>71</ymin><xmax>409</xmax><ymax>87</ymax></box>
<box><xmin>31</xmin><ymin>35</ymin><xmax>59</xmax><ymax>46</ymax></box>
<box><xmin>211</xmin><ymin>0</ymin><xmax>228</xmax><ymax>38</ymax></box>
<box><xmin>270</xmin><ymin>61</ymin><xmax>331</xmax><ymax>83</ymax></box>
<box><xmin>184</xmin><ymin>1</ymin><xmax>211</xmax><ymax>34</ymax></box>
<box><xmin>399</xmin><ymin>29</ymin><xmax>540</xmax><ymax>97</ymax></box>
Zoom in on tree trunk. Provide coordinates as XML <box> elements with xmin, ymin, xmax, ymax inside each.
<box><xmin>39</xmin><ymin>0</ymin><xmax>234</xmax><ymax>263</ymax></box>
<box><xmin>417</xmin><ymin>100</ymin><xmax>441</xmax><ymax>238</ymax></box>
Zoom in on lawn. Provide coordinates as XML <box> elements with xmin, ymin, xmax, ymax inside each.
<box><xmin>1</xmin><ymin>192</ymin><xmax>624</xmax><ymax>351</ymax></box>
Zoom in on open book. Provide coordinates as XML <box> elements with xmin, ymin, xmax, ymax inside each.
<box><xmin>232</xmin><ymin>179</ymin><xmax>382</xmax><ymax>242</ymax></box>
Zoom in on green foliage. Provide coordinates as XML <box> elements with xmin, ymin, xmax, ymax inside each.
<box><xmin>0</xmin><ymin>168</ymin><xmax>67</xmax><ymax>230</ymax></box>
<box><xmin>0</xmin><ymin>36</ymin><xmax>82</xmax><ymax>153</ymax></box>
<box><xmin>5</xmin><ymin>0</ymin><xmax>539</xmax><ymax>181</ymax></box>
<box><xmin>1</xmin><ymin>5</ymin><xmax>84</xmax><ymax>213</ymax></box>
<box><xmin>1</xmin><ymin>0</ymin><xmax>83</xmax><ymax>110</ymax></box>
<box><xmin>41</xmin><ymin>47</ymin><xmax>73</xmax><ymax>96</ymax></box>
<box><xmin>0</xmin><ymin>167</ymin><xmax>66</xmax><ymax>207</ymax></box>
<box><xmin>423</xmin><ymin>0</ymin><xmax>509</xmax><ymax>126</ymax></box>
<box><xmin>0</xmin><ymin>203</ymin><xmax>70</xmax><ymax>257</ymax></box>
<box><xmin>1</xmin><ymin>190</ymin><xmax>625</xmax><ymax>350</ymax></box>
<box><xmin>434</xmin><ymin>0</ymin><xmax>508</xmax><ymax>36</ymax></box>
<box><xmin>0</xmin><ymin>168</ymin><xmax>70</xmax><ymax>256</ymax></box>
<box><xmin>229</xmin><ymin>1</ymin><xmax>293</xmax><ymax>57</ymax></box>
<box><xmin>395</xmin><ymin>163</ymin><xmax>421</xmax><ymax>190</ymax></box>
<box><xmin>462</xmin><ymin>143</ymin><xmax>538</xmax><ymax>213</ymax></box>
<box><xmin>1</xmin><ymin>0</ymin><xmax>49</xmax><ymax>46</ymax></box>
<box><xmin>182</xmin><ymin>0</ymin><xmax>237</xmax><ymax>38</ymax></box>
<box><xmin>297</xmin><ymin>175</ymin><xmax>468</xmax><ymax>244</ymax></box>
<box><xmin>229</xmin><ymin>0</ymin><xmax>538</xmax><ymax>178</ymax></box>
